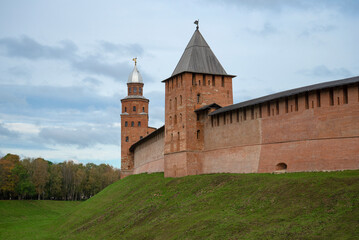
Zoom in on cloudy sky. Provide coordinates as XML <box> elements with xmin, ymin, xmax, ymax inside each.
<box><xmin>0</xmin><ymin>0</ymin><xmax>358</xmax><ymax>168</ymax></box>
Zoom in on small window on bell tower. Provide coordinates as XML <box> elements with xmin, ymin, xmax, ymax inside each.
<box><xmin>133</xmin><ymin>106</ymin><xmax>136</xmax><ymax>112</ymax></box>
<box><xmin>139</xmin><ymin>87</ymin><xmax>142</xmax><ymax>94</ymax></box>
<box><xmin>129</xmin><ymin>87</ymin><xmax>131</xmax><ymax>93</ymax></box>
<box><xmin>142</xmin><ymin>107</ymin><xmax>145</xmax><ymax>112</ymax></box>
<box><xmin>134</xmin><ymin>87</ymin><xmax>137</xmax><ymax>93</ymax></box>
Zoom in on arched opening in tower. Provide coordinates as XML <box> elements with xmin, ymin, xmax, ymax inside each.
<box><xmin>276</xmin><ymin>163</ymin><xmax>287</xmax><ymax>171</ymax></box>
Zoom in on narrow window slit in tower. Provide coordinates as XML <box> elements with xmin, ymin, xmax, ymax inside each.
<box><xmin>305</xmin><ymin>92</ymin><xmax>309</xmax><ymax>109</ymax></box>
<box><xmin>285</xmin><ymin>97</ymin><xmax>288</xmax><ymax>113</ymax></box>
<box><xmin>317</xmin><ymin>90</ymin><xmax>321</xmax><ymax>107</ymax></box>
<box><xmin>197</xmin><ymin>130</ymin><xmax>200</xmax><ymax>139</ymax></box>
<box><xmin>243</xmin><ymin>108</ymin><xmax>247</xmax><ymax>121</ymax></box>
<box><xmin>221</xmin><ymin>76</ymin><xmax>224</xmax><ymax>87</ymax></box>
<box><xmin>295</xmin><ymin>95</ymin><xmax>298</xmax><ymax>111</ymax></box>
<box><xmin>192</xmin><ymin>74</ymin><xmax>196</xmax><ymax>86</ymax></box>
<box><xmin>212</xmin><ymin>75</ymin><xmax>215</xmax><ymax>86</ymax></box>
<box><xmin>343</xmin><ymin>86</ymin><xmax>348</xmax><ymax>104</ymax></box>
<box><xmin>329</xmin><ymin>88</ymin><xmax>334</xmax><ymax>106</ymax></box>
<box><xmin>276</xmin><ymin>101</ymin><xmax>279</xmax><ymax>115</ymax></box>
<box><xmin>203</xmin><ymin>74</ymin><xmax>206</xmax><ymax>86</ymax></box>
<box><xmin>251</xmin><ymin>107</ymin><xmax>254</xmax><ymax>120</ymax></box>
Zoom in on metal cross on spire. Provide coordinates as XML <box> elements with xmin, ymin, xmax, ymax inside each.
<box><xmin>132</xmin><ymin>57</ymin><xmax>137</xmax><ymax>66</ymax></box>
<box><xmin>194</xmin><ymin>19</ymin><xmax>199</xmax><ymax>30</ymax></box>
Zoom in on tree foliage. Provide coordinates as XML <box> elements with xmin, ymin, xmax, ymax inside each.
<box><xmin>0</xmin><ymin>153</ymin><xmax>120</xmax><ymax>200</ymax></box>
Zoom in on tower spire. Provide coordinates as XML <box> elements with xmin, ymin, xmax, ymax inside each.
<box><xmin>132</xmin><ymin>57</ymin><xmax>137</xmax><ymax>66</ymax></box>
<box><xmin>194</xmin><ymin>19</ymin><xmax>199</xmax><ymax>30</ymax></box>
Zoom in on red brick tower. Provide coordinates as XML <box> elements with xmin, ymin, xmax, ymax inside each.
<box><xmin>121</xmin><ymin>59</ymin><xmax>151</xmax><ymax>178</ymax></box>
<box><xmin>162</xmin><ymin>26</ymin><xmax>236</xmax><ymax>177</ymax></box>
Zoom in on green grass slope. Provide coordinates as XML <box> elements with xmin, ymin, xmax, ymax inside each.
<box><xmin>0</xmin><ymin>200</ymin><xmax>81</xmax><ymax>239</ymax></box>
<box><xmin>54</xmin><ymin>171</ymin><xmax>359</xmax><ymax>240</ymax></box>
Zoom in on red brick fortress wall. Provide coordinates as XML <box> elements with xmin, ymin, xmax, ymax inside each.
<box><xmin>133</xmin><ymin>129</ymin><xmax>165</xmax><ymax>174</ymax></box>
<box><xmin>201</xmin><ymin>83</ymin><xmax>359</xmax><ymax>174</ymax></box>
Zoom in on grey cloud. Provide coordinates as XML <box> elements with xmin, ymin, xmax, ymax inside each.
<box><xmin>82</xmin><ymin>77</ymin><xmax>102</xmax><ymax>86</ymax></box>
<box><xmin>100</xmin><ymin>41</ymin><xmax>144</xmax><ymax>57</ymax></box>
<box><xmin>0</xmin><ymin>84</ymin><xmax>116</xmax><ymax>111</ymax></box>
<box><xmin>246</xmin><ymin>23</ymin><xmax>278</xmax><ymax>37</ymax></box>
<box><xmin>298</xmin><ymin>65</ymin><xmax>352</xmax><ymax>78</ymax></box>
<box><xmin>299</xmin><ymin>25</ymin><xmax>336</xmax><ymax>37</ymax></box>
<box><xmin>0</xmin><ymin>123</ymin><xmax>19</xmax><ymax>138</ymax></box>
<box><xmin>216</xmin><ymin>0</ymin><xmax>359</xmax><ymax>13</ymax></box>
<box><xmin>72</xmin><ymin>55</ymin><xmax>131</xmax><ymax>80</ymax></box>
<box><xmin>39</xmin><ymin>125</ymin><xmax>120</xmax><ymax>148</ymax></box>
<box><xmin>0</xmin><ymin>36</ymin><xmax>150</xmax><ymax>82</ymax></box>
<box><xmin>0</xmin><ymin>36</ymin><xmax>77</xmax><ymax>60</ymax></box>
<box><xmin>8</xmin><ymin>66</ymin><xmax>31</xmax><ymax>77</ymax></box>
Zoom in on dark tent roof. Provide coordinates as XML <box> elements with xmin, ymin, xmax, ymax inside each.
<box><xmin>163</xmin><ymin>29</ymin><xmax>234</xmax><ymax>82</ymax></box>
<box><xmin>210</xmin><ymin>76</ymin><xmax>359</xmax><ymax>116</ymax></box>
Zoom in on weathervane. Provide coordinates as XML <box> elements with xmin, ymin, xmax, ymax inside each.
<box><xmin>194</xmin><ymin>19</ymin><xmax>199</xmax><ymax>30</ymax></box>
<box><xmin>132</xmin><ymin>57</ymin><xmax>137</xmax><ymax>66</ymax></box>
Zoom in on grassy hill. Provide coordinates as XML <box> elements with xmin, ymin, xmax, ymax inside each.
<box><xmin>1</xmin><ymin>171</ymin><xmax>359</xmax><ymax>239</ymax></box>
<box><xmin>0</xmin><ymin>200</ymin><xmax>80</xmax><ymax>239</ymax></box>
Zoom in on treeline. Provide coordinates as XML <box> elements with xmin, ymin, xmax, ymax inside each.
<box><xmin>0</xmin><ymin>153</ymin><xmax>120</xmax><ymax>200</ymax></box>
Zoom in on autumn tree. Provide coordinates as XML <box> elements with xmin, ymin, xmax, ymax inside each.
<box><xmin>47</xmin><ymin>164</ymin><xmax>63</xmax><ymax>200</ymax></box>
<box><xmin>12</xmin><ymin>162</ymin><xmax>35</xmax><ymax>199</ymax></box>
<box><xmin>32</xmin><ymin>158</ymin><xmax>49</xmax><ymax>200</ymax></box>
<box><xmin>0</xmin><ymin>154</ymin><xmax>120</xmax><ymax>200</ymax></box>
<box><xmin>0</xmin><ymin>154</ymin><xmax>20</xmax><ymax>199</ymax></box>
